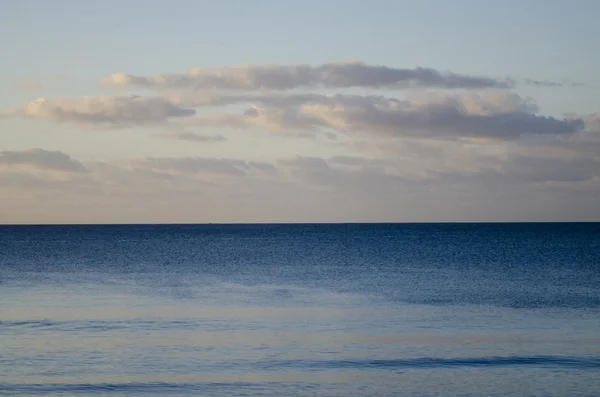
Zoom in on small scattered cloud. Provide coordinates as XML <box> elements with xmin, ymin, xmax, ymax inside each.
<box><xmin>523</xmin><ymin>78</ymin><xmax>563</xmax><ymax>88</ymax></box>
<box><xmin>522</xmin><ymin>78</ymin><xmax>599</xmax><ymax>90</ymax></box>
<box><xmin>0</xmin><ymin>149</ymin><xmax>88</xmax><ymax>172</ymax></box>
<box><xmin>15</xmin><ymin>78</ymin><xmax>41</xmax><ymax>91</ymax></box>
<box><xmin>155</xmin><ymin>130</ymin><xmax>227</xmax><ymax>143</ymax></box>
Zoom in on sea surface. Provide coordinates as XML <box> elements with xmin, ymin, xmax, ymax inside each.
<box><xmin>1</xmin><ymin>223</ymin><xmax>599</xmax><ymax>396</ymax></box>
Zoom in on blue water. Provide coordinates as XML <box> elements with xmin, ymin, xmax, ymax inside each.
<box><xmin>1</xmin><ymin>223</ymin><xmax>599</xmax><ymax>396</ymax></box>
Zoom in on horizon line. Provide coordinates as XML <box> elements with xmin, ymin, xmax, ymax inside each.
<box><xmin>1</xmin><ymin>221</ymin><xmax>599</xmax><ymax>227</ymax></box>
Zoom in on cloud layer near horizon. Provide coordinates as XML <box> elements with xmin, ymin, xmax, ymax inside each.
<box><xmin>1</xmin><ymin>60</ymin><xmax>599</xmax><ymax>222</ymax></box>
<box><xmin>1</xmin><ymin>138</ymin><xmax>598</xmax><ymax>223</ymax></box>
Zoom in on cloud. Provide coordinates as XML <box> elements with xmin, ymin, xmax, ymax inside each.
<box><xmin>584</xmin><ymin>113</ymin><xmax>600</xmax><ymax>133</ymax></box>
<box><xmin>184</xmin><ymin>91</ymin><xmax>584</xmax><ymax>140</ymax></box>
<box><xmin>170</xmin><ymin>90</ymin><xmax>538</xmax><ymax>113</ymax></box>
<box><xmin>182</xmin><ymin>103</ymin><xmax>334</xmax><ymax>139</ymax></box>
<box><xmin>167</xmin><ymin>92</ymin><xmax>328</xmax><ymax>108</ymax></box>
<box><xmin>102</xmin><ymin>61</ymin><xmax>510</xmax><ymax>91</ymax></box>
<box><xmin>155</xmin><ymin>130</ymin><xmax>227</xmax><ymax>143</ymax></box>
<box><xmin>130</xmin><ymin>156</ymin><xmax>276</xmax><ymax>177</ymax></box>
<box><xmin>15</xmin><ymin>78</ymin><xmax>41</xmax><ymax>91</ymax></box>
<box><xmin>506</xmin><ymin>155</ymin><xmax>600</xmax><ymax>183</ymax></box>
<box><xmin>279</xmin><ymin>155</ymin><xmax>330</xmax><ymax>169</ymax></box>
<box><xmin>1</xmin><ymin>95</ymin><xmax>195</xmax><ymax>126</ymax></box>
<box><xmin>1</xmin><ymin>52</ymin><xmax>597</xmax><ymax>224</ymax></box>
<box><xmin>1</xmin><ymin>146</ymin><xmax>598</xmax><ymax>223</ymax></box>
<box><xmin>276</xmin><ymin>155</ymin><xmax>421</xmax><ymax>199</ymax></box>
<box><xmin>523</xmin><ymin>78</ymin><xmax>598</xmax><ymax>89</ymax></box>
<box><xmin>0</xmin><ymin>149</ymin><xmax>88</xmax><ymax>172</ymax></box>
<box><xmin>276</xmin><ymin>147</ymin><xmax>600</xmax><ymax>194</ymax></box>
<box><xmin>188</xmin><ymin>105</ymin><xmax>319</xmax><ymax>133</ymax></box>
<box><xmin>329</xmin><ymin>155</ymin><xmax>393</xmax><ymax>168</ymax></box>
<box><xmin>318</xmin><ymin>61</ymin><xmax>511</xmax><ymax>89</ymax></box>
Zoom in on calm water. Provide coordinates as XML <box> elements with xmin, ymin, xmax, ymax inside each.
<box><xmin>1</xmin><ymin>223</ymin><xmax>600</xmax><ymax>396</ymax></box>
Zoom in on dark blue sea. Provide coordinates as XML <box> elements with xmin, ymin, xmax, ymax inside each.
<box><xmin>1</xmin><ymin>223</ymin><xmax>599</xmax><ymax>396</ymax></box>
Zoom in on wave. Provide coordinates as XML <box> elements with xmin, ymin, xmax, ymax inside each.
<box><xmin>0</xmin><ymin>381</ymin><xmax>260</xmax><ymax>395</ymax></box>
<box><xmin>2</xmin><ymin>356</ymin><xmax>598</xmax><ymax>395</ymax></box>
<box><xmin>252</xmin><ymin>355</ymin><xmax>600</xmax><ymax>370</ymax></box>
<box><xmin>364</xmin><ymin>355</ymin><xmax>600</xmax><ymax>368</ymax></box>
<box><xmin>0</xmin><ymin>318</ymin><xmax>230</xmax><ymax>333</ymax></box>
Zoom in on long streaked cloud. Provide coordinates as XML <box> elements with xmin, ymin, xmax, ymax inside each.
<box><xmin>0</xmin><ymin>149</ymin><xmax>88</xmax><ymax>172</ymax></box>
<box><xmin>0</xmin><ymin>90</ymin><xmax>589</xmax><ymax>143</ymax></box>
<box><xmin>102</xmin><ymin>61</ymin><xmax>511</xmax><ymax>91</ymax></box>
<box><xmin>130</xmin><ymin>156</ymin><xmax>276</xmax><ymax>177</ymax></box>
<box><xmin>166</xmin><ymin>92</ymin><xmax>329</xmax><ymax>108</ymax></box>
<box><xmin>171</xmin><ymin>90</ymin><xmax>539</xmax><ymax>112</ymax></box>
<box><xmin>1</xmin><ymin>95</ymin><xmax>195</xmax><ymax>126</ymax></box>
<box><xmin>184</xmin><ymin>91</ymin><xmax>584</xmax><ymax>140</ymax></box>
<box><xmin>155</xmin><ymin>130</ymin><xmax>227</xmax><ymax>143</ymax></box>
<box><xmin>523</xmin><ymin>78</ymin><xmax>598</xmax><ymax>89</ymax></box>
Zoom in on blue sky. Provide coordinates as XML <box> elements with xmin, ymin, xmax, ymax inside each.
<box><xmin>1</xmin><ymin>1</ymin><xmax>599</xmax><ymax>223</ymax></box>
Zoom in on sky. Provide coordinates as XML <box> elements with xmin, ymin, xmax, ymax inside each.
<box><xmin>1</xmin><ymin>0</ymin><xmax>599</xmax><ymax>224</ymax></box>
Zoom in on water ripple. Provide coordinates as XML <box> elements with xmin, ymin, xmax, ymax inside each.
<box><xmin>0</xmin><ymin>382</ymin><xmax>262</xmax><ymax>395</ymax></box>
<box><xmin>255</xmin><ymin>355</ymin><xmax>600</xmax><ymax>370</ymax></box>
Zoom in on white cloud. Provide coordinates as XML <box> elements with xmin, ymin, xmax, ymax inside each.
<box><xmin>183</xmin><ymin>91</ymin><xmax>583</xmax><ymax>140</ymax></box>
<box><xmin>2</xmin><ymin>95</ymin><xmax>195</xmax><ymax>126</ymax></box>
<box><xmin>0</xmin><ymin>149</ymin><xmax>88</xmax><ymax>172</ymax></box>
<box><xmin>102</xmin><ymin>61</ymin><xmax>510</xmax><ymax>91</ymax></box>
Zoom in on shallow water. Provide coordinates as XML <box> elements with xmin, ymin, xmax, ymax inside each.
<box><xmin>1</xmin><ymin>223</ymin><xmax>599</xmax><ymax>396</ymax></box>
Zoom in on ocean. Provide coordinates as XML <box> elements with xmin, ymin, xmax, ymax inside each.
<box><xmin>1</xmin><ymin>223</ymin><xmax>599</xmax><ymax>396</ymax></box>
